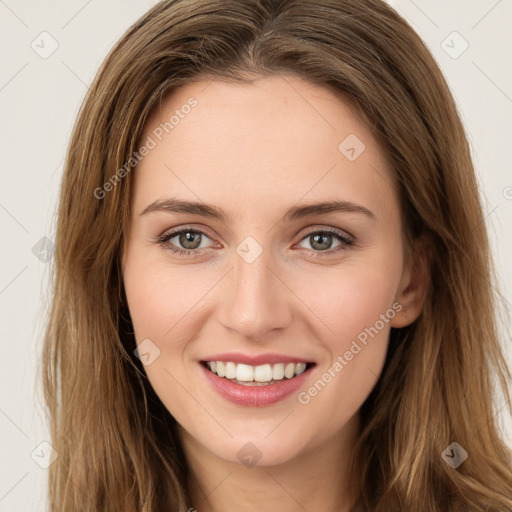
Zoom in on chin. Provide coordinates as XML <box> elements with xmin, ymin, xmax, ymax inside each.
<box><xmin>200</xmin><ymin>424</ymin><xmax>313</xmax><ymax>468</ymax></box>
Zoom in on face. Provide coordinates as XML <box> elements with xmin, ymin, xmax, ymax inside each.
<box><xmin>122</xmin><ymin>74</ymin><xmax>420</xmax><ymax>468</ymax></box>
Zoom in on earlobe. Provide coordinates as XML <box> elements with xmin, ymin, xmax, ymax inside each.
<box><xmin>391</xmin><ymin>235</ymin><xmax>432</xmax><ymax>328</ymax></box>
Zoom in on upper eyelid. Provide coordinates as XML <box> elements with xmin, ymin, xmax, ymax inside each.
<box><xmin>159</xmin><ymin>225</ymin><xmax>216</xmax><ymax>244</ymax></box>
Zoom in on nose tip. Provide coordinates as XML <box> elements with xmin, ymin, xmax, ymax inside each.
<box><xmin>217</xmin><ymin>255</ymin><xmax>292</xmax><ymax>340</ymax></box>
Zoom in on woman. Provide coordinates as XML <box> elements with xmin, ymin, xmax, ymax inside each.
<box><xmin>42</xmin><ymin>0</ymin><xmax>512</xmax><ymax>510</ymax></box>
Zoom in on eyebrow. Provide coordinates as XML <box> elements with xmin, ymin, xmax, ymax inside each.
<box><xmin>140</xmin><ymin>197</ymin><xmax>375</xmax><ymax>221</ymax></box>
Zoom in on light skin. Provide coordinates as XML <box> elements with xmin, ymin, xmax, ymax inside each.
<box><xmin>122</xmin><ymin>74</ymin><xmax>429</xmax><ymax>511</ymax></box>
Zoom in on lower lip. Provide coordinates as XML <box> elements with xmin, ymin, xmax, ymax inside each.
<box><xmin>200</xmin><ymin>363</ymin><xmax>315</xmax><ymax>407</ymax></box>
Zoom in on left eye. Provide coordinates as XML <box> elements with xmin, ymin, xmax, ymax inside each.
<box><xmin>156</xmin><ymin>227</ymin><xmax>354</xmax><ymax>257</ymax></box>
<box><xmin>157</xmin><ymin>228</ymin><xmax>215</xmax><ymax>256</ymax></box>
<box><xmin>296</xmin><ymin>229</ymin><xmax>353</xmax><ymax>253</ymax></box>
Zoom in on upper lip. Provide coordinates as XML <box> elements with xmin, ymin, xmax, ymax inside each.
<box><xmin>200</xmin><ymin>352</ymin><xmax>314</xmax><ymax>366</ymax></box>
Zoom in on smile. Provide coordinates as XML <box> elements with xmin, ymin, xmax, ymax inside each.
<box><xmin>199</xmin><ymin>357</ymin><xmax>317</xmax><ymax>407</ymax></box>
<box><xmin>202</xmin><ymin>360</ymin><xmax>312</xmax><ymax>386</ymax></box>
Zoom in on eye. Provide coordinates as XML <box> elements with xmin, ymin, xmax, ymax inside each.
<box><xmin>295</xmin><ymin>227</ymin><xmax>354</xmax><ymax>256</ymax></box>
<box><xmin>155</xmin><ymin>225</ymin><xmax>355</xmax><ymax>258</ymax></box>
<box><xmin>156</xmin><ymin>227</ymin><xmax>216</xmax><ymax>257</ymax></box>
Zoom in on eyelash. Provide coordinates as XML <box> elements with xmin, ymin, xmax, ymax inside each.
<box><xmin>155</xmin><ymin>225</ymin><xmax>355</xmax><ymax>259</ymax></box>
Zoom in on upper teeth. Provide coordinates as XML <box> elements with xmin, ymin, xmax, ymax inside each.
<box><xmin>207</xmin><ymin>361</ymin><xmax>307</xmax><ymax>382</ymax></box>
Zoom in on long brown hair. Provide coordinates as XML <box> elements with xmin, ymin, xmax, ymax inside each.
<box><xmin>41</xmin><ymin>0</ymin><xmax>512</xmax><ymax>510</ymax></box>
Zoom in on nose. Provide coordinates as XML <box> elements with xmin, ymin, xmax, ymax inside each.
<box><xmin>217</xmin><ymin>247</ymin><xmax>293</xmax><ymax>341</ymax></box>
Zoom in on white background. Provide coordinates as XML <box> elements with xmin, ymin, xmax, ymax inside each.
<box><xmin>0</xmin><ymin>1</ymin><xmax>511</xmax><ymax>510</ymax></box>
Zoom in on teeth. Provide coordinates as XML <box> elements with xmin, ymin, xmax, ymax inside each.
<box><xmin>295</xmin><ymin>363</ymin><xmax>307</xmax><ymax>376</ymax></box>
<box><xmin>205</xmin><ymin>361</ymin><xmax>310</xmax><ymax>383</ymax></box>
<box><xmin>225</xmin><ymin>362</ymin><xmax>237</xmax><ymax>379</ymax></box>
<box><xmin>236</xmin><ymin>363</ymin><xmax>254</xmax><ymax>382</ymax></box>
<box><xmin>284</xmin><ymin>363</ymin><xmax>295</xmax><ymax>379</ymax></box>
<box><xmin>216</xmin><ymin>361</ymin><xmax>225</xmax><ymax>377</ymax></box>
<box><xmin>272</xmin><ymin>363</ymin><xmax>285</xmax><ymax>380</ymax></box>
<box><xmin>254</xmin><ymin>364</ymin><xmax>272</xmax><ymax>382</ymax></box>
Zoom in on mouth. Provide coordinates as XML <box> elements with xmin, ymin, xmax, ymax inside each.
<box><xmin>201</xmin><ymin>360</ymin><xmax>316</xmax><ymax>386</ymax></box>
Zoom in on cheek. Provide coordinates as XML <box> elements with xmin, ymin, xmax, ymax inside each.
<box><xmin>292</xmin><ymin>255</ymin><xmax>400</xmax><ymax>416</ymax></box>
<box><xmin>122</xmin><ymin>252</ymin><xmax>207</xmax><ymax>418</ymax></box>
<box><xmin>302</xmin><ymin>256</ymin><xmax>401</xmax><ymax>351</ymax></box>
<box><xmin>123</xmin><ymin>246</ymin><xmax>209</xmax><ymax>342</ymax></box>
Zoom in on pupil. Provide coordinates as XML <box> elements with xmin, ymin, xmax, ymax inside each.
<box><xmin>312</xmin><ymin>233</ymin><xmax>331</xmax><ymax>250</ymax></box>
<box><xmin>181</xmin><ymin>231</ymin><xmax>201</xmax><ymax>249</ymax></box>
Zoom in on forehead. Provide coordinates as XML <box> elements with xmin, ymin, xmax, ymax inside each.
<box><xmin>132</xmin><ymin>75</ymin><xmax>398</xmax><ymax>222</ymax></box>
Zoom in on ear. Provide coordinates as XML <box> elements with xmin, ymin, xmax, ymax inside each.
<box><xmin>391</xmin><ymin>234</ymin><xmax>432</xmax><ymax>328</ymax></box>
